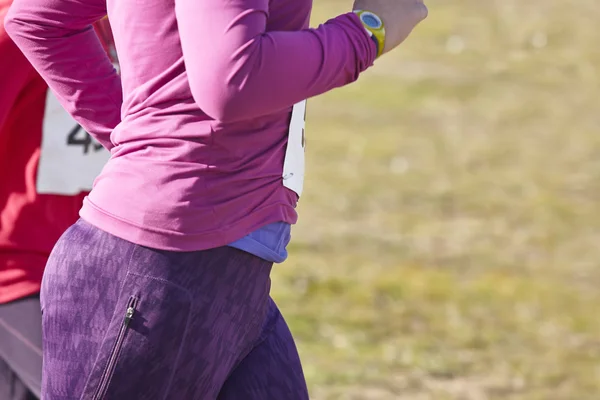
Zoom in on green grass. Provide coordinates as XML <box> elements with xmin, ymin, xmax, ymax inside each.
<box><xmin>270</xmin><ymin>0</ymin><xmax>600</xmax><ymax>398</ymax></box>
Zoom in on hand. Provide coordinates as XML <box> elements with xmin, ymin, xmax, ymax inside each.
<box><xmin>352</xmin><ymin>0</ymin><xmax>428</xmax><ymax>55</ymax></box>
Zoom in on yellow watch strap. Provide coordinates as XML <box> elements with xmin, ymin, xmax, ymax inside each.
<box><xmin>353</xmin><ymin>10</ymin><xmax>385</xmax><ymax>58</ymax></box>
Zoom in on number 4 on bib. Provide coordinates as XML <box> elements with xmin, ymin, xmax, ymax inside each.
<box><xmin>282</xmin><ymin>100</ymin><xmax>307</xmax><ymax>197</ymax></box>
<box><xmin>36</xmin><ymin>90</ymin><xmax>110</xmax><ymax>195</ymax></box>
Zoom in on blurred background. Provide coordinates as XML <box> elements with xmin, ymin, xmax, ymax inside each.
<box><xmin>271</xmin><ymin>0</ymin><xmax>600</xmax><ymax>398</ymax></box>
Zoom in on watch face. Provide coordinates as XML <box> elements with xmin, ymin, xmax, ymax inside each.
<box><xmin>361</xmin><ymin>12</ymin><xmax>382</xmax><ymax>29</ymax></box>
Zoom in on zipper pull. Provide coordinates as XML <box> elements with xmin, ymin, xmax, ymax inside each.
<box><xmin>124</xmin><ymin>306</ymin><xmax>135</xmax><ymax>327</ymax></box>
<box><xmin>123</xmin><ymin>298</ymin><xmax>137</xmax><ymax>327</ymax></box>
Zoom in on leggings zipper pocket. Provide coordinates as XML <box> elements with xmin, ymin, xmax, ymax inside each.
<box><xmin>93</xmin><ymin>296</ymin><xmax>138</xmax><ymax>400</ymax></box>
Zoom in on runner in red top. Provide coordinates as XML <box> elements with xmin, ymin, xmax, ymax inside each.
<box><xmin>0</xmin><ymin>7</ymin><xmax>116</xmax><ymax>398</ymax></box>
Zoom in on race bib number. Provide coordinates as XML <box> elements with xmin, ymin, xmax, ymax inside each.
<box><xmin>36</xmin><ymin>90</ymin><xmax>110</xmax><ymax>195</ymax></box>
<box><xmin>282</xmin><ymin>100</ymin><xmax>307</xmax><ymax>197</ymax></box>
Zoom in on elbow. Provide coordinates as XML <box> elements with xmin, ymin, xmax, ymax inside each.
<box><xmin>203</xmin><ymin>99</ymin><xmax>254</xmax><ymax>124</ymax></box>
<box><xmin>3</xmin><ymin>8</ymin><xmax>23</xmax><ymax>40</ymax></box>
<box><xmin>188</xmin><ymin>80</ymin><xmax>257</xmax><ymax>123</ymax></box>
<box><xmin>4</xmin><ymin>6</ymin><xmax>50</xmax><ymax>41</ymax></box>
<box><xmin>186</xmin><ymin>46</ymin><xmax>267</xmax><ymax>122</ymax></box>
<box><xmin>4</xmin><ymin>4</ymin><xmax>82</xmax><ymax>41</ymax></box>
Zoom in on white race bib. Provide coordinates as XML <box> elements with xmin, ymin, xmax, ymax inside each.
<box><xmin>36</xmin><ymin>90</ymin><xmax>110</xmax><ymax>195</ymax></box>
<box><xmin>282</xmin><ymin>100</ymin><xmax>307</xmax><ymax>197</ymax></box>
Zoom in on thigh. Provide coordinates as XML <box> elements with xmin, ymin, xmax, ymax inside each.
<box><xmin>217</xmin><ymin>298</ymin><xmax>309</xmax><ymax>400</ymax></box>
<box><xmin>40</xmin><ymin>221</ymin><xmax>134</xmax><ymax>399</ymax></box>
<box><xmin>42</xmin><ymin>219</ymin><xmax>274</xmax><ymax>400</ymax></box>
<box><xmin>123</xmin><ymin>246</ymin><xmax>274</xmax><ymax>400</ymax></box>
<box><xmin>0</xmin><ymin>295</ymin><xmax>43</xmax><ymax>399</ymax></box>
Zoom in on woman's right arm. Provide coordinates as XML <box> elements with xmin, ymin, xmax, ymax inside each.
<box><xmin>175</xmin><ymin>0</ymin><xmax>378</xmax><ymax>123</ymax></box>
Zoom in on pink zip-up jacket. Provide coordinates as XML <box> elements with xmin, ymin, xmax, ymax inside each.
<box><xmin>4</xmin><ymin>0</ymin><xmax>376</xmax><ymax>250</ymax></box>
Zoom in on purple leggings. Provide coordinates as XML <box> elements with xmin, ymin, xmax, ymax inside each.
<box><xmin>41</xmin><ymin>219</ymin><xmax>308</xmax><ymax>399</ymax></box>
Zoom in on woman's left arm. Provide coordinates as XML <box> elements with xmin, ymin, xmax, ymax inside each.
<box><xmin>4</xmin><ymin>0</ymin><xmax>121</xmax><ymax>151</ymax></box>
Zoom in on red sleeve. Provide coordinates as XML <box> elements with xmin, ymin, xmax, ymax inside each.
<box><xmin>0</xmin><ymin>3</ymin><xmax>34</xmax><ymax>131</ymax></box>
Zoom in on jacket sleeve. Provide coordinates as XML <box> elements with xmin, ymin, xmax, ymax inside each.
<box><xmin>4</xmin><ymin>0</ymin><xmax>121</xmax><ymax>150</ymax></box>
<box><xmin>175</xmin><ymin>0</ymin><xmax>376</xmax><ymax>122</ymax></box>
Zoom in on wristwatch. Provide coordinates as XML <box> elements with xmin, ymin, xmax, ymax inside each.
<box><xmin>353</xmin><ymin>10</ymin><xmax>385</xmax><ymax>58</ymax></box>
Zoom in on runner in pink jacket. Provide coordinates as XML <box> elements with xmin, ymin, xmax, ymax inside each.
<box><xmin>5</xmin><ymin>0</ymin><xmax>427</xmax><ymax>397</ymax></box>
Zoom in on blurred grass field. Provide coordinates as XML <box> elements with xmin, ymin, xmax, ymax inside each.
<box><xmin>270</xmin><ymin>0</ymin><xmax>600</xmax><ymax>398</ymax></box>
